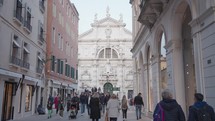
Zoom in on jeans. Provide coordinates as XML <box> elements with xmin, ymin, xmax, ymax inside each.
<box><xmin>92</xmin><ymin>119</ymin><xmax>99</xmax><ymax>121</ymax></box>
<box><xmin>110</xmin><ymin>117</ymin><xmax>117</xmax><ymax>121</ymax></box>
<box><xmin>135</xmin><ymin>105</ymin><xmax>142</xmax><ymax>119</ymax></box>
<box><xmin>81</xmin><ymin>103</ymin><xmax>86</xmax><ymax>114</ymax></box>
<box><xmin>122</xmin><ymin>109</ymin><xmax>127</xmax><ymax>118</ymax></box>
<box><xmin>102</xmin><ymin>104</ymin><xmax>106</xmax><ymax>114</ymax></box>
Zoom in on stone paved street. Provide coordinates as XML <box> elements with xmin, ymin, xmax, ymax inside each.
<box><xmin>10</xmin><ymin>108</ymin><xmax>152</xmax><ymax>121</ymax></box>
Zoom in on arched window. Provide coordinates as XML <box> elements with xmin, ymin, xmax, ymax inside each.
<box><xmin>98</xmin><ymin>48</ymin><xmax>118</xmax><ymax>59</ymax></box>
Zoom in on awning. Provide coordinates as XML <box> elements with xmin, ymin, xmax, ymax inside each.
<box><xmin>24</xmin><ymin>46</ymin><xmax>30</xmax><ymax>54</ymax></box>
<box><xmin>13</xmin><ymin>40</ymin><xmax>21</xmax><ymax>48</ymax></box>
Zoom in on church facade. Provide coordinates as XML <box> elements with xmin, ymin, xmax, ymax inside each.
<box><xmin>78</xmin><ymin>9</ymin><xmax>134</xmax><ymax>99</ymax></box>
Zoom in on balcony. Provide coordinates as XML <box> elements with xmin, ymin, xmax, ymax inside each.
<box><xmin>10</xmin><ymin>56</ymin><xmax>22</xmax><ymax>66</ymax></box>
<box><xmin>24</xmin><ymin>21</ymin><xmax>32</xmax><ymax>33</ymax></box>
<box><xmin>22</xmin><ymin>61</ymin><xmax>30</xmax><ymax>69</ymax></box>
<box><xmin>39</xmin><ymin>1</ymin><xmax>45</xmax><ymax>13</ymax></box>
<box><xmin>13</xmin><ymin>10</ymin><xmax>23</xmax><ymax>25</ymax></box>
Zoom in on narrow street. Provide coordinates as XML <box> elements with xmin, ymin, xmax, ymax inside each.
<box><xmin>10</xmin><ymin>108</ymin><xmax>152</xmax><ymax>121</ymax></box>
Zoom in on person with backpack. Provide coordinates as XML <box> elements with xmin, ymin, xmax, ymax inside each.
<box><xmin>153</xmin><ymin>89</ymin><xmax>185</xmax><ymax>121</ymax></box>
<box><xmin>188</xmin><ymin>93</ymin><xmax>215</xmax><ymax>121</ymax></box>
<box><xmin>121</xmin><ymin>95</ymin><xmax>128</xmax><ymax>121</ymax></box>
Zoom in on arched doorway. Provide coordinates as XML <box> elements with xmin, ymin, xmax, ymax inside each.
<box><xmin>158</xmin><ymin>32</ymin><xmax>167</xmax><ymax>95</ymax></box>
<box><xmin>103</xmin><ymin>82</ymin><xmax>113</xmax><ymax>94</ymax></box>
<box><xmin>182</xmin><ymin>5</ymin><xmax>196</xmax><ymax>110</ymax></box>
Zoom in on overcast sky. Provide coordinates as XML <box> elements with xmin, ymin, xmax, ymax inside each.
<box><xmin>71</xmin><ymin>0</ymin><xmax>132</xmax><ymax>34</ymax></box>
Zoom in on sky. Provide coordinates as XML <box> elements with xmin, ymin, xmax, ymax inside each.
<box><xmin>71</xmin><ymin>0</ymin><xmax>132</xmax><ymax>34</ymax></box>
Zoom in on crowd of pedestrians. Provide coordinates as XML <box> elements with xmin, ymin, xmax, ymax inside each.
<box><xmin>43</xmin><ymin>88</ymin><xmax>215</xmax><ymax>121</ymax></box>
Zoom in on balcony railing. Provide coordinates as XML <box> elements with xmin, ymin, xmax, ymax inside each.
<box><xmin>22</xmin><ymin>61</ymin><xmax>30</xmax><ymax>69</ymax></box>
<box><xmin>36</xmin><ymin>67</ymin><xmax>43</xmax><ymax>74</ymax></box>
<box><xmin>10</xmin><ymin>56</ymin><xmax>30</xmax><ymax>69</ymax></box>
<box><xmin>10</xmin><ymin>56</ymin><xmax>22</xmax><ymax>66</ymax></box>
<box><xmin>39</xmin><ymin>1</ymin><xmax>45</xmax><ymax>13</ymax></box>
<box><xmin>13</xmin><ymin>10</ymin><xmax>23</xmax><ymax>24</ymax></box>
<box><xmin>24</xmin><ymin>21</ymin><xmax>32</xmax><ymax>33</ymax></box>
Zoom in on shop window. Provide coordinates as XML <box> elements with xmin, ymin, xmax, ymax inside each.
<box><xmin>18</xmin><ymin>84</ymin><xmax>23</xmax><ymax>113</ymax></box>
<box><xmin>25</xmin><ymin>85</ymin><xmax>33</xmax><ymax>112</ymax></box>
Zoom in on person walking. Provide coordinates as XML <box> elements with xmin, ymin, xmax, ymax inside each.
<box><xmin>153</xmin><ymin>89</ymin><xmax>185</xmax><ymax>121</ymax></box>
<box><xmin>54</xmin><ymin>94</ymin><xmax>60</xmax><ymax>114</ymax></box>
<box><xmin>188</xmin><ymin>93</ymin><xmax>215</xmax><ymax>121</ymax></box>
<box><xmin>87</xmin><ymin>92</ymin><xmax>92</xmax><ymax>116</ymax></box>
<box><xmin>106</xmin><ymin>94</ymin><xmax>120</xmax><ymax>121</ymax></box>
<box><xmin>58</xmin><ymin>100</ymin><xmax>64</xmax><ymax>118</ymax></box>
<box><xmin>90</xmin><ymin>92</ymin><xmax>101</xmax><ymax>121</ymax></box>
<box><xmin>47</xmin><ymin>100</ymin><xmax>52</xmax><ymax>119</ymax></box>
<box><xmin>134</xmin><ymin>93</ymin><xmax>144</xmax><ymax>120</ymax></box>
<box><xmin>121</xmin><ymin>95</ymin><xmax>128</xmax><ymax>121</ymax></box>
<box><xmin>100</xmin><ymin>93</ymin><xmax>106</xmax><ymax>115</ymax></box>
<box><xmin>80</xmin><ymin>92</ymin><xmax>87</xmax><ymax>115</ymax></box>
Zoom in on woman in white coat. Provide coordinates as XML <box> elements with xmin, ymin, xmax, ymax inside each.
<box><xmin>106</xmin><ymin>94</ymin><xmax>120</xmax><ymax>121</ymax></box>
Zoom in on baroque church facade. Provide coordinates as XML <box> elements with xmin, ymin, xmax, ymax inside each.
<box><xmin>78</xmin><ymin>8</ymin><xmax>134</xmax><ymax>99</ymax></box>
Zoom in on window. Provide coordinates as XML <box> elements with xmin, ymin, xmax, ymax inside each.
<box><xmin>25</xmin><ymin>85</ymin><xmax>33</xmax><ymax>112</ymax></box>
<box><xmin>0</xmin><ymin>0</ymin><xmax>3</xmax><ymax>6</ymax></box>
<box><xmin>11</xmin><ymin>34</ymin><xmax>21</xmax><ymax>66</ymax></box>
<box><xmin>52</xmin><ymin>2</ymin><xmax>56</xmax><ymax>17</ymax></box>
<box><xmin>65</xmin><ymin>64</ymin><xmax>70</xmax><ymax>77</ymax></box>
<box><xmin>57</xmin><ymin>59</ymin><xmax>61</xmax><ymax>74</ymax></box>
<box><xmin>36</xmin><ymin>52</ymin><xmax>43</xmax><ymax>74</ymax></box>
<box><xmin>24</xmin><ymin>4</ymin><xmax>32</xmax><ymax>32</ymax></box>
<box><xmin>98</xmin><ymin>48</ymin><xmax>118</xmax><ymax>59</ymax></box>
<box><xmin>39</xmin><ymin>0</ymin><xmax>45</xmax><ymax>13</ymax></box>
<box><xmin>99</xmin><ymin>49</ymin><xmax>104</xmax><ymax>58</ymax></box>
<box><xmin>22</xmin><ymin>42</ymin><xmax>30</xmax><ymax>69</ymax></box>
<box><xmin>60</xmin><ymin>60</ymin><xmax>64</xmax><ymax>74</ymax></box>
<box><xmin>14</xmin><ymin>0</ymin><xmax>23</xmax><ymax>23</ymax></box>
<box><xmin>71</xmin><ymin>67</ymin><xmax>75</xmax><ymax>79</ymax></box>
<box><xmin>52</xmin><ymin>27</ymin><xmax>55</xmax><ymax>43</ymax></box>
<box><xmin>61</xmin><ymin>37</ymin><xmax>63</xmax><ymax>51</ymax></box>
<box><xmin>58</xmin><ymin>33</ymin><xmax>61</xmax><ymax>49</ymax></box>
<box><xmin>105</xmin><ymin>48</ymin><xmax>111</xmax><ymax>58</ymax></box>
<box><xmin>51</xmin><ymin>55</ymin><xmax>55</xmax><ymax>72</ymax></box>
<box><xmin>38</xmin><ymin>20</ymin><xmax>44</xmax><ymax>42</ymax></box>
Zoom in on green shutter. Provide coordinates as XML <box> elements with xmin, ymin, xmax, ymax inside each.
<box><xmin>51</xmin><ymin>55</ymin><xmax>55</xmax><ymax>71</ymax></box>
<box><xmin>60</xmin><ymin>61</ymin><xmax>64</xmax><ymax>74</ymax></box>
<box><xmin>57</xmin><ymin>59</ymin><xmax>60</xmax><ymax>73</ymax></box>
<box><xmin>65</xmin><ymin>64</ymin><xmax>67</xmax><ymax>76</ymax></box>
<box><xmin>71</xmin><ymin>67</ymin><xmax>74</xmax><ymax>79</ymax></box>
<box><xmin>68</xmin><ymin>65</ymin><xmax>70</xmax><ymax>77</ymax></box>
<box><xmin>76</xmin><ymin>70</ymin><xmax>78</xmax><ymax>79</ymax></box>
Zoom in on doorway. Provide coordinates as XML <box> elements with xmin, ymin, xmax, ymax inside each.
<box><xmin>103</xmin><ymin>82</ymin><xmax>113</xmax><ymax>94</ymax></box>
<box><xmin>1</xmin><ymin>82</ymin><xmax>14</xmax><ymax>121</ymax></box>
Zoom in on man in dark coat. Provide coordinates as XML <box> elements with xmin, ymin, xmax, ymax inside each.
<box><xmin>188</xmin><ymin>93</ymin><xmax>215</xmax><ymax>121</ymax></box>
<box><xmin>134</xmin><ymin>93</ymin><xmax>144</xmax><ymax>120</ymax></box>
<box><xmin>153</xmin><ymin>89</ymin><xmax>185</xmax><ymax>121</ymax></box>
<box><xmin>90</xmin><ymin>92</ymin><xmax>101</xmax><ymax>121</ymax></box>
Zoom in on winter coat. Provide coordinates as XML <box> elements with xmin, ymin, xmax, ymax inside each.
<box><xmin>107</xmin><ymin>99</ymin><xmax>120</xmax><ymax>118</ymax></box>
<box><xmin>153</xmin><ymin>99</ymin><xmax>185</xmax><ymax>121</ymax></box>
<box><xmin>121</xmin><ymin>99</ymin><xmax>128</xmax><ymax>110</ymax></box>
<box><xmin>47</xmin><ymin>103</ymin><xmax>52</xmax><ymax>110</ymax></box>
<box><xmin>54</xmin><ymin>97</ymin><xmax>59</xmax><ymax>109</ymax></box>
<box><xmin>134</xmin><ymin>95</ymin><xmax>144</xmax><ymax>106</ymax></box>
<box><xmin>90</xmin><ymin>97</ymin><xmax>101</xmax><ymax>119</ymax></box>
<box><xmin>188</xmin><ymin>101</ymin><xmax>215</xmax><ymax>121</ymax></box>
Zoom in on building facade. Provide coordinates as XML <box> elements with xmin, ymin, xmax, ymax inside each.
<box><xmin>0</xmin><ymin>0</ymin><xmax>46</xmax><ymax>120</ymax></box>
<box><xmin>130</xmin><ymin>0</ymin><xmax>215</xmax><ymax>117</ymax></box>
<box><xmin>78</xmin><ymin>9</ymin><xmax>134</xmax><ymax>99</ymax></box>
<box><xmin>46</xmin><ymin>0</ymin><xmax>79</xmax><ymax>103</ymax></box>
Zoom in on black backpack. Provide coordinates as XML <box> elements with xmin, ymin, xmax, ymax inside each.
<box><xmin>193</xmin><ymin>105</ymin><xmax>212</xmax><ymax>121</ymax></box>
